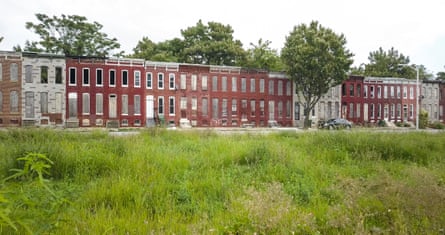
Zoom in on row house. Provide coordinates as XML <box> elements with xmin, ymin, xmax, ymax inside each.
<box><xmin>66</xmin><ymin>57</ymin><xmax>146</xmax><ymax>128</ymax></box>
<box><xmin>65</xmin><ymin>57</ymin><xmax>293</xmax><ymax>128</ymax></box>
<box><xmin>421</xmin><ymin>80</ymin><xmax>445</xmax><ymax>122</ymax></box>
<box><xmin>0</xmin><ymin>51</ymin><xmax>22</xmax><ymax>127</ymax></box>
<box><xmin>22</xmin><ymin>52</ymin><xmax>66</xmax><ymax>126</ymax></box>
<box><xmin>342</xmin><ymin>76</ymin><xmax>418</xmax><ymax>124</ymax></box>
<box><xmin>293</xmin><ymin>83</ymin><xmax>342</xmax><ymax>127</ymax></box>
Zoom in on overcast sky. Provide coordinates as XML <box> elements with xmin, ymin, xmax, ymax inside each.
<box><xmin>1</xmin><ymin>0</ymin><xmax>444</xmax><ymax>74</ymax></box>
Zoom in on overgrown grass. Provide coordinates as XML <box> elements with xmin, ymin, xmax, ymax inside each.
<box><xmin>0</xmin><ymin>128</ymin><xmax>444</xmax><ymax>234</ymax></box>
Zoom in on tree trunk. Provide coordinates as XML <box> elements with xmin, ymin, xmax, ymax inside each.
<box><xmin>303</xmin><ymin>107</ymin><xmax>312</xmax><ymax>129</ymax></box>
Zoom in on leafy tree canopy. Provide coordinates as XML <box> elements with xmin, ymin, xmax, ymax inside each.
<box><xmin>281</xmin><ymin>21</ymin><xmax>353</xmax><ymax>128</ymax></box>
<box><xmin>364</xmin><ymin>47</ymin><xmax>414</xmax><ymax>78</ymax></box>
<box><xmin>245</xmin><ymin>39</ymin><xmax>284</xmax><ymax>71</ymax></box>
<box><xmin>24</xmin><ymin>13</ymin><xmax>120</xmax><ymax>57</ymax></box>
<box><xmin>180</xmin><ymin>20</ymin><xmax>246</xmax><ymax>65</ymax></box>
<box><xmin>436</xmin><ymin>71</ymin><xmax>445</xmax><ymax>80</ymax></box>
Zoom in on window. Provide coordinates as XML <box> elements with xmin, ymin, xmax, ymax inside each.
<box><xmin>134</xmin><ymin>71</ymin><xmax>141</xmax><ymax>87</ymax></box>
<box><xmin>231</xmin><ymin>99</ymin><xmax>237</xmax><ymax>115</ymax></box>
<box><xmin>370</xmin><ymin>86</ymin><xmax>374</xmax><ymax>98</ymax></box>
<box><xmin>390</xmin><ymin>86</ymin><xmax>394</xmax><ymax>97</ymax></box>
<box><xmin>25</xmin><ymin>92</ymin><xmax>34</xmax><ymax>118</ymax></box>
<box><xmin>158</xmin><ymin>96</ymin><xmax>164</xmax><ymax>115</ymax></box>
<box><xmin>82</xmin><ymin>93</ymin><xmax>90</xmax><ymax>114</ymax></box>
<box><xmin>250</xmin><ymin>78</ymin><xmax>256</xmax><ymax>93</ymax></box>
<box><xmin>403</xmin><ymin>86</ymin><xmax>407</xmax><ymax>98</ymax></box>
<box><xmin>391</xmin><ymin>104</ymin><xmax>395</xmax><ymax>118</ymax></box>
<box><xmin>212</xmin><ymin>76</ymin><xmax>218</xmax><ymax>91</ymax></box>
<box><xmin>134</xmin><ymin>95</ymin><xmax>141</xmax><ymax>115</ymax></box>
<box><xmin>370</xmin><ymin>103</ymin><xmax>374</xmax><ymax>118</ymax></box>
<box><xmin>68</xmin><ymin>93</ymin><xmax>77</xmax><ymax>118</ymax></box>
<box><xmin>232</xmin><ymin>77</ymin><xmax>237</xmax><ymax>92</ymax></box>
<box><xmin>122</xmin><ymin>70</ymin><xmax>128</xmax><ymax>87</ymax></box>
<box><xmin>260</xmin><ymin>79</ymin><xmax>265</xmax><ymax>93</ymax></box>
<box><xmin>397</xmin><ymin>86</ymin><xmax>401</xmax><ymax>98</ymax></box>
<box><xmin>250</xmin><ymin>100</ymin><xmax>256</xmax><ymax>116</ymax></box>
<box><xmin>10</xmin><ymin>91</ymin><xmax>18</xmax><ymax>112</ymax></box>
<box><xmin>40</xmin><ymin>92</ymin><xmax>48</xmax><ymax>113</ymax></box>
<box><xmin>357</xmin><ymin>84</ymin><xmax>361</xmax><ymax>97</ymax></box>
<box><xmin>158</xmin><ymin>73</ymin><xmax>164</xmax><ymax>89</ymax></box>
<box><xmin>169</xmin><ymin>96</ymin><xmax>175</xmax><ymax>115</ymax></box>
<box><xmin>56</xmin><ymin>67</ymin><xmax>63</xmax><ymax>84</ymax></box>
<box><xmin>294</xmin><ymin>102</ymin><xmax>300</xmax><ymax>120</ymax></box>
<box><xmin>222</xmin><ymin>76</ymin><xmax>227</xmax><ymax>92</ymax></box>
<box><xmin>383</xmin><ymin>86</ymin><xmax>388</xmax><ymax>98</ymax></box>
<box><xmin>364</xmin><ymin>85</ymin><xmax>368</xmax><ymax>98</ymax></box>
<box><xmin>241</xmin><ymin>78</ymin><xmax>246</xmax><ymax>92</ymax></box>
<box><xmin>409</xmin><ymin>87</ymin><xmax>414</xmax><ymax>99</ymax></box>
<box><xmin>268</xmin><ymin>80</ymin><xmax>274</xmax><ymax>95</ymax></box>
<box><xmin>241</xmin><ymin>99</ymin><xmax>248</xmax><ymax>120</ymax></box>
<box><xmin>397</xmin><ymin>103</ymin><xmax>401</xmax><ymax>118</ymax></box>
<box><xmin>356</xmin><ymin>103</ymin><xmax>361</xmax><ymax>118</ymax></box>
<box><xmin>96</xmin><ymin>93</ymin><xmax>103</xmax><ymax>115</ymax></box>
<box><xmin>96</xmin><ymin>69</ymin><xmax>103</xmax><ymax>86</ymax></box>
<box><xmin>69</xmin><ymin>68</ymin><xmax>76</xmax><ymax>85</ymax></box>
<box><xmin>201</xmin><ymin>75</ymin><xmax>208</xmax><ymax>90</ymax></box>
<box><xmin>222</xmin><ymin>99</ymin><xmax>228</xmax><ymax>117</ymax></box>
<box><xmin>377</xmin><ymin>86</ymin><xmax>381</xmax><ymax>98</ymax></box>
<box><xmin>180</xmin><ymin>97</ymin><xmax>187</xmax><ymax>110</ymax></box>
<box><xmin>349</xmin><ymin>84</ymin><xmax>354</xmax><ymax>96</ymax></box>
<box><xmin>55</xmin><ymin>93</ymin><xmax>62</xmax><ymax>114</ymax></box>
<box><xmin>10</xmin><ymin>63</ymin><xmax>18</xmax><ymax>81</ymax></box>
<box><xmin>278</xmin><ymin>81</ymin><xmax>283</xmax><ymax>96</ymax></box>
<box><xmin>191</xmin><ymin>74</ymin><xmax>197</xmax><ymax>91</ymax></box>
<box><xmin>169</xmin><ymin>73</ymin><xmax>175</xmax><ymax>90</ymax></box>
<box><xmin>260</xmin><ymin>100</ymin><xmax>265</xmax><ymax>117</ymax></box>
<box><xmin>212</xmin><ymin>98</ymin><xmax>219</xmax><ymax>119</ymax></box>
<box><xmin>83</xmin><ymin>68</ymin><xmax>89</xmax><ymax>86</ymax></box>
<box><xmin>40</xmin><ymin>66</ymin><xmax>48</xmax><ymax>83</ymax></box>
<box><xmin>122</xmin><ymin>94</ymin><xmax>128</xmax><ymax>115</ymax></box>
<box><xmin>409</xmin><ymin>104</ymin><xmax>413</xmax><ymax>118</ymax></box>
<box><xmin>180</xmin><ymin>74</ymin><xmax>186</xmax><ymax>89</ymax></box>
<box><xmin>109</xmin><ymin>70</ymin><xmax>116</xmax><ymax>87</ymax></box>
<box><xmin>191</xmin><ymin>97</ymin><xmax>197</xmax><ymax>116</ymax></box>
<box><xmin>146</xmin><ymin>72</ymin><xmax>152</xmax><ymax>89</ymax></box>
<box><xmin>278</xmin><ymin>101</ymin><xmax>283</xmax><ymax>118</ymax></box>
<box><xmin>202</xmin><ymin>97</ymin><xmax>208</xmax><ymax>116</ymax></box>
<box><xmin>25</xmin><ymin>65</ymin><xmax>33</xmax><ymax>83</ymax></box>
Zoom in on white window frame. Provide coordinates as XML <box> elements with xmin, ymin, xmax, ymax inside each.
<box><xmin>158</xmin><ymin>73</ymin><xmax>164</xmax><ymax>89</ymax></box>
<box><xmin>169</xmin><ymin>73</ymin><xmax>175</xmax><ymax>90</ymax></box>
<box><xmin>109</xmin><ymin>69</ymin><xmax>116</xmax><ymax>87</ymax></box>
<box><xmin>122</xmin><ymin>70</ymin><xmax>129</xmax><ymax>87</ymax></box>
<box><xmin>134</xmin><ymin>70</ymin><xmax>141</xmax><ymax>88</ymax></box>
<box><xmin>96</xmin><ymin>68</ymin><xmax>103</xmax><ymax>87</ymax></box>
<box><xmin>82</xmin><ymin>68</ymin><xmax>90</xmax><ymax>86</ymax></box>
<box><xmin>69</xmin><ymin>67</ymin><xmax>77</xmax><ymax>86</ymax></box>
<box><xmin>146</xmin><ymin>72</ymin><xmax>152</xmax><ymax>89</ymax></box>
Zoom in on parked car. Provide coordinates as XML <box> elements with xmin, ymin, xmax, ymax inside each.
<box><xmin>322</xmin><ymin>118</ymin><xmax>352</xmax><ymax>129</ymax></box>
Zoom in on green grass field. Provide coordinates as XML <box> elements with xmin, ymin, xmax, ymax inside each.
<box><xmin>1</xmin><ymin>128</ymin><xmax>444</xmax><ymax>234</ymax></box>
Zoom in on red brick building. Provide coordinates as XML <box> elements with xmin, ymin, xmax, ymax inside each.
<box><xmin>342</xmin><ymin>76</ymin><xmax>418</xmax><ymax>125</ymax></box>
<box><xmin>0</xmin><ymin>51</ymin><xmax>22</xmax><ymax>126</ymax></box>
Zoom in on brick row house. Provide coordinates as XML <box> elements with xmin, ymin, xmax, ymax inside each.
<box><xmin>421</xmin><ymin>80</ymin><xmax>445</xmax><ymax>123</ymax></box>
<box><xmin>21</xmin><ymin>52</ymin><xmax>66</xmax><ymax>126</ymax></box>
<box><xmin>341</xmin><ymin>76</ymin><xmax>418</xmax><ymax>124</ymax></box>
<box><xmin>65</xmin><ymin>57</ymin><xmax>293</xmax><ymax>128</ymax></box>
<box><xmin>0</xmin><ymin>51</ymin><xmax>22</xmax><ymax>127</ymax></box>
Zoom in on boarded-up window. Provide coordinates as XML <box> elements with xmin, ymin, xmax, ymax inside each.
<box><xmin>68</xmin><ymin>93</ymin><xmax>77</xmax><ymax>118</ymax></box>
<box><xmin>40</xmin><ymin>92</ymin><xmax>48</xmax><ymax>113</ymax></box>
<box><xmin>201</xmin><ymin>75</ymin><xmax>207</xmax><ymax>90</ymax></box>
<box><xmin>10</xmin><ymin>63</ymin><xmax>18</xmax><ymax>81</ymax></box>
<box><xmin>122</xmin><ymin>95</ymin><xmax>128</xmax><ymax>115</ymax></box>
<box><xmin>202</xmin><ymin>98</ymin><xmax>208</xmax><ymax>116</ymax></box>
<box><xmin>10</xmin><ymin>91</ymin><xmax>18</xmax><ymax>112</ymax></box>
<box><xmin>55</xmin><ymin>92</ymin><xmax>62</xmax><ymax>113</ymax></box>
<box><xmin>96</xmin><ymin>93</ymin><xmax>103</xmax><ymax>115</ymax></box>
<box><xmin>180</xmin><ymin>74</ymin><xmax>186</xmax><ymax>89</ymax></box>
<box><xmin>82</xmin><ymin>93</ymin><xmax>90</xmax><ymax>114</ymax></box>
<box><xmin>25</xmin><ymin>92</ymin><xmax>34</xmax><ymax>118</ymax></box>
<box><xmin>25</xmin><ymin>65</ymin><xmax>33</xmax><ymax>83</ymax></box>
<box><xmin>212</xmin><ymin>98</ymin><xmax>218</xmax><ymax>119</ymax></box>
<box><xmin>134</xmin><ymin>95</ymin><xmax>141</xmax><ymax>115</ymax></box>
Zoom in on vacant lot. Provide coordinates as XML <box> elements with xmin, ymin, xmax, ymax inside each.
<box><xmin>1</xmin><ymin>129</ymin><xmax>444</xmax><ymax>234</ymax></box>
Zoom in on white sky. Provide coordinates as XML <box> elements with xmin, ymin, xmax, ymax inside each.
<box><xmin>1</xmin><ymin>0</ymin><xmax>444</xmax><ymax>74</ymax></box>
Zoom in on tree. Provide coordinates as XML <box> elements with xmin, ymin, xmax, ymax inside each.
<box><xmin>24</xmin><ymin>13</ymin><xmax>120</xmax><ymax>57</ymax></box>
<box><xmin>281</xmin><ymin>21</ymin><xmax>353</xmax><ymax>128</ymax></box>
<box><xmin>245</xmin><ymin>39</ymin><xmax>284</xmax><ymax>71</ymax></box>
<box><xmin>181</xmin><ymin>20</ymin><xmax>246</xmax><ymax>65</ymax></box>
<box><xmin>436</xmin><ymin>71</ymin><xmax>445</xmax><ymax>80</ymax></box>
<box><xmin>364</xmin><ymin>47</ymin><xmax>414</xmax><ymax>78</ymax></box>
<box><xmin>0</xmin><ymin>36</ymin><xmax>3</xmax><ymax>44</ymax></box>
